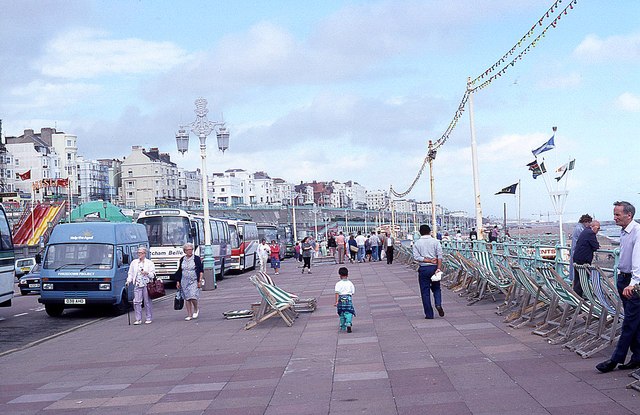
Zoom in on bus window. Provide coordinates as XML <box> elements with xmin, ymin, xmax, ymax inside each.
<box><xmin>0</xmin><ymin>212</ymin><xmax>13</xmax><ymax>250</ymax></box>
<box><xmin>229</xmin><ymin>225</ymin><xmax>239</xmax><ymax>248</ymax></box>
<box><xmin>211</xmin><ymin>220</ymin><xmax>220</xmax><ymax>244</ymax></box>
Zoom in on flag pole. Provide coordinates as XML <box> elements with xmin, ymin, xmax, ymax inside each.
<box><xmin>518</xmin><ymin>179</ymin><xmax>521</xmax><ymax>241</ymax></box>
<box><xmin>467</xmin><ymin>77</ymin><xmax>484</xmax><ymax>240</ymax></box>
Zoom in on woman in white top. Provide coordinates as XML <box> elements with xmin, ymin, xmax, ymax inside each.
<box><xmin>126</xmin><ymin>246</ymin><xmax>156</xmax><ymax>325</ymax></box>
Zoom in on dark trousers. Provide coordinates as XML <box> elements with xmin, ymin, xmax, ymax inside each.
<box><xmin>612</xmin><ymin>273</ymin><xmax>640</xmax><ymax>363</ymax></box>
<box><xmin>572</xmin><ymin>264</ymin><xmax>585</xmax><ymax>298</ymax></box>
<box><xmin>386</xmin><ymin>246</ymin><xmax>394</xmax><ymax>264</ymax></box>
<box><xmin>418</xmin><ymin>266</ymin><xmax>441</xmax><ymax>319</ymax></box>
<box><xmin>302</xmin><ymin>256</ymin><xmax>311</xmax><ymax>270</ymax></box>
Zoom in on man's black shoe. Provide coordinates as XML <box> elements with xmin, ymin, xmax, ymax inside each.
<box><xmin>436</xmin><ymin>306</ymin><xmax>445</xmax><ymax>317</ymax></box>
<box><xmin>596</xmin><ymin>360</ymin><xmax>618</xmax><ymax>373</ymax></box>
<box><xmin>346</xmin><ymin>326</ymin><xmax>352</xmax><ymax>333</ymax></box>
<box><xmin>619</xmin><ymin>361</ymin><xmax>640</xmax><ymax>370</ymax></box>
<box><xmin>425</xmin><ymin>316</ymin><xmax>434</xmax><ymax>319</ymax></box>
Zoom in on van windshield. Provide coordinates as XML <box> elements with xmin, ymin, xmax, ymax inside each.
<box><xmin>138</xmin><ymin>216</ymin><xmax>192</xmax><ymax>247</ymax></box>
<box><xmin>44</xmin><ymin>243</ymin><xmax>114</xmax><ymax>271</ymax></box>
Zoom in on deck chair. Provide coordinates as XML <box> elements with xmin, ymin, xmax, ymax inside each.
<box><xmin>533</xmin><ymin>266</ymin><xmax>591</xmax><ymax>344</ymax></box>
<box><xmin>254</xmin><ymin>271</ymin><xmax>317</xmax><ymax>312</ymax></box>
<box><xmin>505</xmin><ymin>263</ymin><xmax>551</xmax><ymax>328</ymax></box>
<box><xmin>245</xmin><ymin>275</ymin><xmax>298</xmax><ymax>330</ymax></box>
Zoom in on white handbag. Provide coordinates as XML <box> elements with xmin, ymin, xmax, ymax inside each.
<box><xmin>431</xmin><ymin>270</ymin><xmax>443</xmax><ymax>282</ymax></box>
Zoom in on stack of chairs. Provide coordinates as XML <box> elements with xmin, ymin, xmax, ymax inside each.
<box><xmin>442</xmin><ymin>242</ymin><xmax>625</xmax><ymax>362</ymax></box>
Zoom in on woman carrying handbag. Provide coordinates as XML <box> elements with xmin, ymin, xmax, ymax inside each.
<box><xmin>126</xmin><ymin>246</ymin><xmax>156</xmax><ymax>325</ymax></box>
<box><xmin>173</xmin><ymin>242</ymin><xmax>204</xmax><ymax>321</ymax></box>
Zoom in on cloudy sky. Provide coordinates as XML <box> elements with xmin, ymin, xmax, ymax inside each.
<box><xmin>1</xmin><ymin>0</ymin><xmax>638</xmax><ymax>222</ymax></box>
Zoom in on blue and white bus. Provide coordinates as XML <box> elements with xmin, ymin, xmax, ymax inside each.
<box><xmin>0</xmin><ymin>204</ymin><xmax>15</xmax><ymax>307</ymax></box>
<box><xmin>136</xmin><ymin>209</ymin><xmax>231</xmax><ymax>280</ymax></box>
<box><xmin>38</xmin><ymin>222</ymin><xmax>149</xmax><ymax>316</ymax></box>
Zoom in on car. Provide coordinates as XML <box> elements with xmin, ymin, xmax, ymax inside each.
<box><xmin>15</xmin><ymin>257</ymin><xmax>36</xmax><ymax>278</ymax></box>
<box><xmin>18</xmin><ymin>263</ymin><xmax>41</xmax><ymax>295</ymax></box>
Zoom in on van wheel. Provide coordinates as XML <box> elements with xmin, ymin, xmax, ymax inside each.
<box><xmin>114</xmin><ymin>291</ymin><xmax>130</xmax><ymax>315</ymax></box>
<box><xmin>45</xmin><ymin>304</ymin><xmax>64</xmax><ymax>317</ymax></box>
<box><xmin>20</xmin><ymin>290</ymin><xmax>28</xmax><ymax>296</ymax></box>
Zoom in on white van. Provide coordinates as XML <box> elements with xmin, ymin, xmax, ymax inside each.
<box><xmin>15</xmin><ymin>258</ymin><xmax>36</xmax><ymax>278</ymax></box>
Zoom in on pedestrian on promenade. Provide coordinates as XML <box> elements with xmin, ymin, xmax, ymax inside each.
<box><xmin>320</xmin><ymin>239</ymin><xmax>328</xmax><ymax>257</ymax></box>
<box><xmin>355</xmin><ymin>231</ymin><xmax>366</xmax><ymax>262</ymax></box>
<box><xmin>369</xmin><ymin>231</ymin><xmax>380</xmax><ymax>261</ymax></box>
<box><xmin>489</xmin><ymin>226</ymin><xmax>499</xmax><ymax>242</ymax></box>
<box><xmin>257</xmin><ymin>239</ymin><xmax>271</xmax><ymax>273</ymax></box>
<box><xmin>328</xmin><ymin>234</ymin><xmax>337</xmax><ymax>262</ymax></box>
<box><xmin>301</xmin><ymin>236</ymin><xmax>313</xmax><ymax>274</ymax></box>
<box><xmin>173</xmin><ymin>242</ymin><xmax>203</xmax><ymax>321</ymax></box>
<box><xmin>364</xmin><ymin>237</ymin><xmax>372</xmax><ymax>262</ymax></box>
<box><xmin>597</xmin><ymin>202</ymin><xmax>640</xmax><ymax>373</ymax></box>
<box><xmin>469</xmin><ymin>227</ymin><xmax>478</xmax><ymax>241</ymax></box>
<box><xmin>412</xmin><ymin>224</ymin><xmax>445</xmax><ymax>319</ymax></box>
<box><xmin>294</xmin><ymin>242</ymin><xmax>302</xmax><ymax>263</ymax></box>
<box><xmin>269</xmin><ymin>240</ymin><xmax>281</xmax><ymax>275</ymax></box>
<box><xmin>570</xmin><ymin>214</ymin><xmax>593</xmax><ymax>283</ymax></box>
<box><xmin>335</xmin><ymin>267</ymin><xmax>356</xmax><ymax>333</ymax></box>
<box><xmin>348</xmin><ymin>234</ymin><xmax>357</xmax><ymax>263</ymax></box>
<box><xmin>335</xmin><ymin>231</ymin><xmax>346</xmax><ymax>264</ymax></box>
<box><xmin>126</xmin><ymin>246</ymin><xmax>156</xmax><ymax>325</ymax></box>
<box><xmin>572</xmin><ymin>220</ymin><xmax>600</xmax><ymax>297</ymax></box>
<box><xmin>385</xmin><ymin>232</ymin><xmax>395</xmax><ymax>264</ymax></box>
<box><xmin>378</xmin><ymin>231</ymin><xmax>385</xmax><ymax>261</ymax></box>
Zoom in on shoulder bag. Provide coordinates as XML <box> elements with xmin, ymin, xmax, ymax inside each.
<box><xmin>147</xmin><ymin>278</ymin><xmax>166</xmax><ymax>299</ymax></box>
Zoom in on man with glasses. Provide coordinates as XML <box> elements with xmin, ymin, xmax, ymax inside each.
<box><xmin>597</xmin><ymin>201</ymin><xmax>640</xmax><ymax>372</ymax></box>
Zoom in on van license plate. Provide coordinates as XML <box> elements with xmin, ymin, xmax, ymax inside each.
<box><xmin>64</xmin><ymin>299</ymin><xmax>86</xmax><ymax>305</ymax></box>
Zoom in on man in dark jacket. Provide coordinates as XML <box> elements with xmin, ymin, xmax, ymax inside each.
<box><xmin>572</xmin><ymin>220</ymin><xmax>600</xmax><ymax>297</ymax></box>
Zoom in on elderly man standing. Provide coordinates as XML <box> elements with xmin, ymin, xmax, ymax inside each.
<box><xmin>412</xmin><ymin>224</ymin><xmax>445</xmax><ymax>319</ymax></box>
<box><xmin>572</xmin><ymin>220</ymin><xmax>600</xmax><ymax>297</ymax></box>
<box><xmin>597</xmin><ymin>202</ymin><xmax>640</xmax><ymax>373</ymax></box>
<box><xmin>569</xmin><ymin>214</ymin><xmax>592</xmax><ymax>281</ymax></box>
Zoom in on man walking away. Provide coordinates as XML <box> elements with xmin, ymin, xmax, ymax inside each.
<box><xmin>412</xmin><ymin>224</ymin><xmax>444</xmax><ymax>319</ymax></box>
<box><xmin>355</xmin><ymin>231</ymin><xmax>366</xmax><ymax>263</ymax></box>
<box><xmin>369</xmin><ymin>232</ymin><xmax>380</xmax><ymax>261</ymax></box>
<box><xmin>597</xmin><ymin>202</ymin><xmax>640</xmax><ymax>373</ymax></box>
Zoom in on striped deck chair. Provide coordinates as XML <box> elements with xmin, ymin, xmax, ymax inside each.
<box><xmin>534</xmin><ymin>266</ymin><xmax>591</xmax><ymax>344</ymax></box>
<box><xmin>245</xmin><ymin>275</ymin><xmax>298</xmax><ymax>330</ymax></box>
<box><xmin>506</xmin><ymin>263</ymin><xmax>551</xmax><ymax>328</ymax></box>
<box><xmin>564</xmin><ymin>264</ymin><xmax>610</xmax><ymax>358</ymax></box>
<box><xmin>254</xmin><ymin>271</ymin><xmax>317</xmax><ymax>312</ymax></box>
<box><xmin>469</xmin><ymin>251</ymin><xmax>513</xmax><ymax>305</ymax></box>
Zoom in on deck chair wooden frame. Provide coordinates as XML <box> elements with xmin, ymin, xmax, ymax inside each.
<box><xmin>254</xmin><ymin>271</ymin><xmax>317</xmax><ymax>312</ymax></box>
<box><xmin>245</xmin><ymin>275</ymin><xmax>298</xmax><ymax>330</ymax></box>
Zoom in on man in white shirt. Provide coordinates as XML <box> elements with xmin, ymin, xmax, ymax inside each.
<box><xmin>385</xmin><ymin>233</ymin><xmax>395</xmax><ymax>264</ymax></box>
<box><xmin>412</xmin><ymin>224</ymin><xmax>444</xmax><ymax>319</ymax></box>
<box><xmin>355</xmin><ymin>231</ymin><xmax>367</xmax><ymax>263</ymax></box>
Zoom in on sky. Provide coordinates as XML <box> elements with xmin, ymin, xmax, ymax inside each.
<box><xmin>1</xmin><ymin>0</ymin><xmax>639</xmax><ymax>223</ymax></box>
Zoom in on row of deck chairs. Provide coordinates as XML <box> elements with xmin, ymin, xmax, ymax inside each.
<box><xmin>244</xmin><ymin>271</ymin><xmax>317</xmax><ymax>330</ymax></box>
<box><xmin>442</xmin><ymin>248</ymin><xmax>624</xmax><ymax>362</ymax></box>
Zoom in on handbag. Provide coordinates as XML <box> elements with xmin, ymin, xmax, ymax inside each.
<box><xmin>431</xmin><ymin>270</ymin><xmax>443</xmax><ymax>282</ymax></box>
<box><xmin>146</xmin><ymin>278</ymin><xmax>166</xmax><ymax>299</ymax></box>
<box><xmin>350</xmin><ymin>245</ymin><xmax>358</xmax><ymax>253</ymax></box>
<box><xmin>174</xmin><ymin>289</ymin><xmax>184</xmax><ymax>310</ymax></box>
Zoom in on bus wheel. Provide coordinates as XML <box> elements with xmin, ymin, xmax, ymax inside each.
<box><xmin>114</xmin><ymin>291</ymin><xmax>130</xmax><ymax>315</ymax></box>
<box><xmin>45</xmin><ymin>304</ymin><xmax>64</xmax><ymax>317</ymax></box>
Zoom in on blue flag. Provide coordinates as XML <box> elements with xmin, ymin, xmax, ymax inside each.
<box><xmin>532</xmin><ymin>135</ymin><xmax>555</xmax><ymax>157</ymax></box>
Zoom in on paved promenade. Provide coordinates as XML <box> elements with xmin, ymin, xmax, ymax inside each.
<box><xmin>0</xmin><ymin>258</ymin><xmax>639</xmax><ymax>414</ymax></box>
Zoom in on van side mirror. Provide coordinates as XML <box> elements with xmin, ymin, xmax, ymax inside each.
<box><xmin>35</xmin><ymin>253</ymin><xmax>42</xmax><ymax>264</ymax></box>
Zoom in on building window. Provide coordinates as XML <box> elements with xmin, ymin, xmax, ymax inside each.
<box><xmin>15</xmin><ymin>159</ymin><xmax>19</xmax><ymax>166</ymax></box>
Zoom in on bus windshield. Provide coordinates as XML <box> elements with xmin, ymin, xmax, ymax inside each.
<box><xmin>138</xmin><ymin>216</ymin><xmax>192</xmax><ymax>247</ymax></box>
<box><xmin>259</xmin><ymin>228</ymin><xmax>278</xmax><ymax>242</ymax></box>
<box><xmin>44</xmin><ymin>243</ymin><xmax>114</xmax><ymax>271</ymax></box>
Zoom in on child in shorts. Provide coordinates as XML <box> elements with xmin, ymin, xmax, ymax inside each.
<box><xmin>335</xmin><ymin>267</ymin><xmax>356</xmax><ymax>332</ymax></box>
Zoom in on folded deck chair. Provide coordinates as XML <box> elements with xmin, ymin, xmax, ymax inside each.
<box><xmin>245</xmin><ymin>275</ymin><xmax>298</xmax><ymax>330</ymax></box>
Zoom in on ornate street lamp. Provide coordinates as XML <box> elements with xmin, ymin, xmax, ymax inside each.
<box><xmin>176</xmin><ymin>98</ymin><xmax>229</xmax><ymax>289</ymax></box>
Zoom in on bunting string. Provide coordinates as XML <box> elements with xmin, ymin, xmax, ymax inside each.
<box><xmin>389</xmin><ymin>0</ymin><xmax>578</xmax><ymax>198</ymax></box>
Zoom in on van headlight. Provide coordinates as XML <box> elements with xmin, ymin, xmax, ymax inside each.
<box><xmin>98</xmin><ymin>283</ymin><xmax>111</xmax><ymax>290</ymax></box>
<box><xmin>42</xmin><ymin>283</ymin><xmax>53</xmax><ymax>290</ymax></box>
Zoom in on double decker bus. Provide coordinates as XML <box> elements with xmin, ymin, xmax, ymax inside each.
<box><xmin>224</xmin><ymin>219</ymin><xmax>258</xmax><ymax>272</ymax></box>
<box><xmin>136</xmin><ymin>209</ymin><xmax>231</xmax><ymax>280</ymax></box>
<box><xmin>0</xmin><ymin>205</ymin><xmax>15</xmax><ymax>307</ymax></box>
<box><xmin>257</xmin><ymin>223</ymin><xmax>286</xmax><ymax>261</ymax></box>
